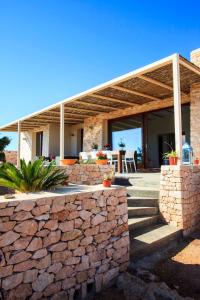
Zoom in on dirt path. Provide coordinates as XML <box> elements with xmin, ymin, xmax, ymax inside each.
<box><xmin>155</xmin><ymin>237</ymin><xmax>200</xmax><ymax>299</ymax></box>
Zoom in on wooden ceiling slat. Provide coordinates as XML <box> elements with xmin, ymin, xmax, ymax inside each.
<box><xmin>74</xmin><ymin>100</ymin><xmax>117</xmax><ymax>111</ymax></box>
<box><xmin>139</xmin><ymin>75</ymin><xmax>173</xmax><ymax>91</ymax></box>
<box><xmin>47</xmin><ymin>111</ymin><xmax>92</xmax><ymax>118</ymax></box>
<box><xmin>64</xmin><ymin>106</ymin><xmax>104</xmax><ymax>114</ymax></box>
<box><xmin>91</xmin><ymin>94</ymin><xmax>140</xmax><ymax>106</ymax></box>
<box><xmin>32</xmin><ymin>115</ymin><xmax>83</xmax><ymax>122</ymax></box>
<box><xmin>112</xmin><ymin>85</ymin><xmax>161</xmax><ymax>102</ymax></box>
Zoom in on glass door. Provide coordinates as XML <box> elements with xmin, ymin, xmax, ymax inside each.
<box><xmin>109</xmin><ymin>115</ymin><xmax>143</xmax><ymax>166</ymax></box>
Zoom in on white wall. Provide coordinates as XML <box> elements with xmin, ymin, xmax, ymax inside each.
<box><xmin>20</xmin><ymin>131</ymin><xmax>33</xmax><ymax>162</ymax></box>
<box><xmin>48</xmin><ymin>123</ymin><xmax>83</xmax><ymax>157</ymax></box>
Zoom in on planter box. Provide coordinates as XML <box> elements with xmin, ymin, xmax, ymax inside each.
<box><xmin>59</xmin><ymin>164</ymin><xmax>114</xmax><ymax>185</ymax></box>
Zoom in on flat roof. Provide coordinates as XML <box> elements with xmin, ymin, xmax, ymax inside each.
<box><xmin>1</xmin><ymin>53</ymin><xmax>200</xmax><ymax>132</ymax></box>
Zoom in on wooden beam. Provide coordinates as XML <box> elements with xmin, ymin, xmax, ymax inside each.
<box><xmin>64</xmin><ymin>106</ymin><xmax>105</xmax><ymax>114</ymax></box>
<box><xmin>139</xmin><ymin>74</ymin><xmax>188</xmax><ymax>97</ymax></box>
<box><xmin>179</xmin><ymin>57</ymin><xmax>200</xmax><ymax>76</ymax></box>
<box><xmin>74</xmin><ymin>100</ymin><xmax>117</xmax><ymax>111</ymax></box>
<box><xmin>32</xmin><ymin>115</ymin><xmax>83</xmax><ymax>122</ymax></box>
<box><xmin>47</xmin><ymin>111</ymin><xmax>91</xmax><ymax>118</ymax></box>
<box><xmin>139</xmin><ymin>75</ymin><xmax>173</xmax><ymax>91</ymax></box>
<box><xmin>91</xmin><ymin>94</ymin><xmax>139</xmax><ymax>106</ymax></box>
<box><xmin>173</xmin><ymin>54</ymin><xmax>182</xmax><ymax>161</ymax></box>
<box><xmin>113</xmin><ymin>85</ymin><xmax>161</xmax><ymax>102</ymax></box>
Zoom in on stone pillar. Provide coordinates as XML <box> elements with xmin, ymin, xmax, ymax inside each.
<box><xmin>159</xmin><ymin>165</ymin><xmax>200</xmax><ymax>236</ymax></box>
<box><xmin>83</xmin><ymin>116</ymin><xmax>105</xmax><ymax>151</ymax></box>
<box><xmin>191</xmin><ymin>48</ymin><xmax>200</xmax><ymax>67</ymax></box>
<box><xmin>190</xmin><ymin>49</ymin><xmax>200</xmax><ymax>157</ymax></box>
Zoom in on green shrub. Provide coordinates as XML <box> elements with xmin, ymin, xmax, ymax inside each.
<box><xmin>0</xmin><ymin>158</ymin><xmax>68</xmax><ymax>193</ymax></box>
<box><xmin>0</xmin><ymin>136</ymin><xmax>11</xmax><ymax>162</ymax></box>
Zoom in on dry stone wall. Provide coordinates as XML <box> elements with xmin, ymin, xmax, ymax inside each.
<box><xmin>4</xmin><ymin>151</ymin><xmax>17</xmax><ymax>165</ymax></box>
<box><xmin>60</xmin><ymin>164</ymin><xmax>114</xmax><ymax>185</ymax></box>
<box><xmin>0</xmin><ymin>186</ymin><xmax>129</xmax><ymax>299</ymax></box>
<box><xmin>159</xmin><ymin>165</ymin><xmax>200</xmax><ymax>235</ymax></box>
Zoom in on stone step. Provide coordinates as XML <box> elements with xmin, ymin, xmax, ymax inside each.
<box><xmin>127</xmin><ymin>186</ymin><xmax>160</xmax><ymax>198</ymax></box>
<box><xmin>128</xmin><ymin>206</ymin><xmax>158</xmax><ymax>217</ymax></box>
<box><xmin>128</xmin><ymin>196</ymin><xmax>158</xmax><ymax>207</ymax></box>
<box><xmin>129</xmin><ymin>224</ymin><xmax>182</xmax><ymax>259</ymax></box>
<box><xmin>128</xmin><ymin>216</ymin><xmax>159</xmax><ymax>231</ymax></box>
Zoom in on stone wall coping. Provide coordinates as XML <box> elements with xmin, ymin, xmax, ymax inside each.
<box><xmin>0</xmin><ymin>184</ymin><xmax>125</xmax><ymax>203</ymax></box>
<box><xmin>161</xmin><ymin>165</ymin><xmax>200</xmax><ymax>170</ymax></box>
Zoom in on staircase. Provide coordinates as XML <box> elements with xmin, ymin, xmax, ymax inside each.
<box><xmin>127</xmin><ymin>186</ymin><xmax>182</xmax><ymax>260</ymax></box>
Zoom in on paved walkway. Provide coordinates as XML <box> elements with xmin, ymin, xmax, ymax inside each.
<box><xmin>115</xmin><ymin>172</ymin><xmax>161</xmax><ymax>189</ymax></box>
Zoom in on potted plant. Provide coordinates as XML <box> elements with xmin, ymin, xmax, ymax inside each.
<box><xmin>104</xmin><ymin>143</ymin><xmax>111</xmax><ymax>151</ymax></box>
<box><xmin>118</xmin><ymin>138</ymin><xmax>126</xmax><ymax>151</ymax></box>
<box><xmin>96</xmin><ymin>151</ymin><xmax>108</xmax><ymax>165</ymax></box>
<box><xmin>103</xmin><ymin>172</ymin><xmax>114</xmax><ymax>188</ymax></box>
<box><xmin>193</xmin><ymin>157</ymin><xmax>199</xmax><ymax>166</ymax></box>
<box><xmin>162</xmin><ymin>153</ymin><xmax>169</xmax><ymax>165</ymax></box>
<box><xmin>163</xmin><ymin>150</ymin><xmax>178</xmax><ymax>165</ymax></box>
<box><xmin>60</xmin><ymin>159</ymin><xmax>77</xmax><ymax>166</ymax></box>
<box><xmin>92</xmin><ymin>143</ymin><xmax>98</xmax><ymax>151</ymax></box>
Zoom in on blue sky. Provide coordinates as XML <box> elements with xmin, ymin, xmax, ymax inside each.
<box><xmin>0</xmin><ymin>0</ymin><xmax>200</xmax><ymax>150</ymax></box>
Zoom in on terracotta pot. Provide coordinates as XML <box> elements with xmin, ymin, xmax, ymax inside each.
<box><xmin>169</xmin><ymin>157</ymin><xmax>178</xmax><ymax>165</ymax></box>
<box><xmin>103</xmin><ymin>179</ymin><xmax>111</xmax><ymax>188</ymax></box>
<box><xmin>96</xmin><ymin>159</ymin><xmax>108</xmax><ymax>165</ymax></box>
<box><xmin>60</xmin><ymin>159</ymin><xmax>77</xmax><ymax>166</ymax></box>
<box><xmin>194</xmin><ymin>159</ymin><xmax>199</xmax><ymax>166</ymax></box>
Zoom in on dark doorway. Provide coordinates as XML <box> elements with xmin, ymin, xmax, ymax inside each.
<box><xmin>36</xmin><ymin>131</ymin><xmax>43</xmax><ymax>156</ymax></box>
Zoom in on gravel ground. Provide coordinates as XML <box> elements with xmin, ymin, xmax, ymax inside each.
<box><xmin>155</xmin><ymin>235</ymin><xmax>200</xmax><ymax>300</ymax></box>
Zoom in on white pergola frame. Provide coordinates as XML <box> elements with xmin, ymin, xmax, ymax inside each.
<box><xmin>2</xmin><ymin>53</ymin><xmax>200</xmax><ymax>166</ymax></box>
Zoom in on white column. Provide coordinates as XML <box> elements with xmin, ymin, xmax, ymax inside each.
<box><xmin>173</xmin><ymin>54</ymin><xmax>182</xmax><ymax>162</ymax></box>
<box><xmin>17</xmin><ymin>121</ymin><xmax>21</xmax><ymax>168</ymax></box>
<box><xmin>60</xmin><ymin>103</ymin><xmax>65</xmax><ymax>164</ymax></box>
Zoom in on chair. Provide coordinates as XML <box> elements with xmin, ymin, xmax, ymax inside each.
<box><xmin>55</xmin><ymin>156</ymin><xmax>60</xmax><ymax>166</ymax></box>
<box><xmin>90</xmin><ymin>151</ymin><xmax>97</xmax><ymax>159</ymax></box>
<box><xmin>79</xmin><ymin>152</ymin><xmax>88</xmax><ymax>161</ymax></box>
<box><xmin>122</xmin><ymin>150</ymin><xmax>137</xmax><ymax>173</ymax></box>
<box><xmin>104</xmin><ymin>151</ymin><xmax>118</xmax><ymax>171</ymax></box>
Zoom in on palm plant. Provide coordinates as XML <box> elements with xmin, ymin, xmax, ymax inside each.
<box><xmin>0</xmin><ymin>158</ymin><xmax>68</xmax><ymax>192</ymax></box>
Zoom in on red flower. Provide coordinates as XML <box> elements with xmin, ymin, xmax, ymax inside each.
<box><xmin>96</xmin><ymin>151</ymin><xmax>107</xmax><ymax>160</ymax></box>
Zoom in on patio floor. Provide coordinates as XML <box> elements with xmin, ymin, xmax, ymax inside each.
<box><xmin>115</xmin><ymin>172</ymin><xmax>161</xmax><ymax>189</ymax></box>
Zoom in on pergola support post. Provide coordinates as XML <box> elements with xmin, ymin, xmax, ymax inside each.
<box><xmin>60</xmin><ymin>103</ymin><xmax>65</xmax><ymax>164</ymax></box>
<box><xmin>17</xmin><ymin>121</ymin><xmax>21</xmax><ymax>168</ymax></box>
<box><xmin>173</xmin><ymin>54</ymin><xmax>182</xmax><ymax>163</ymax></box>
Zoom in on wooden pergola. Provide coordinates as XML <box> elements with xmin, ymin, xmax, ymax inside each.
<box><xmin>1</xmin><ymin>53</ymin><xmax>200</xmax><ymax>167</ymax></box>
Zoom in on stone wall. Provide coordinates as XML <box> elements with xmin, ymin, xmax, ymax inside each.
<box><xmin>83</xmin><ymin>118</ymin><xmax>106</xmax><ymax>152</ymax></box>
<box><xmin>60</xmin><ymin>164</ymin><xmax>114</xmax><ymax>185</ymax></box>
<box><xmin>5</xmin><ymin>151</ymin><xmax>17</xmax><ymax>165</ymax></box>
<box><xmin>159</xmin><ymin>165</ymin><xmax>200</xmax><ymax>236</ymax></box>
<box><xmin>0</xmin><ymin>186</ymin><xmax>129</xmax><ymax>299</ymax></box>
